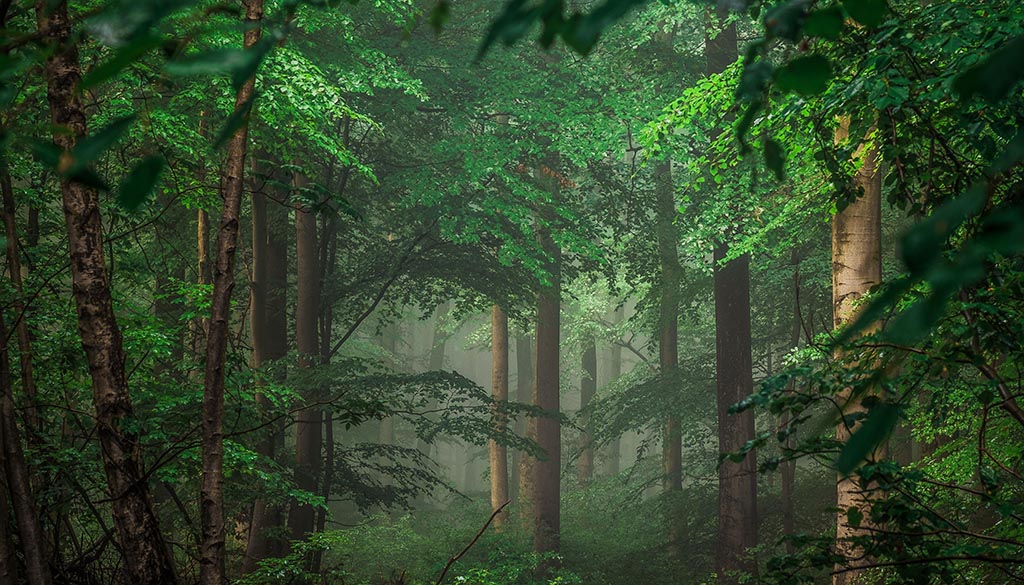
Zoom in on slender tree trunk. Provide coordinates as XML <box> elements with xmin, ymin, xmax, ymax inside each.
<box><xmin>34</xmin><ymin>2</ymin><xmax>177</xmax><ymax>582</ymax></box>
<box><xmin>832</xmin><ymin>119</ymin><xmax>883</xmax><ymax>585</ymax></box>
<box><xmin>0</xmin><ymin>313</ymin><xmax>50</xmax><ymax>585</ymax></box>
<box><xmin>1</xmin><ymin>165</ymin><xmax>38</xmax><ymax>431</ymax></box>
<box><xmin>290</xmin><ymin>171</ymin><xmax>321</xmax><ymax>541</ymax></box>
<box><xmin>531</xmin><ymin>154</ymin><xmax>561</xmax><ymax>558</ymax></box>
<box><xmin>0</xmin><ymin>457</ymin><xmax>14</xmax><ymax>585</ymax></box>
<box><xmin>490</xmin><ymin>305</ymin><xmax>510</xmax><ymax>528</ymax></box>
<box><xmin>199</xmin><ymin>1</ymin><xmax>263</xmax><ymax>581</ymax></box>
<box><xmin>513</xmin><ymin>334</ymin><xmax>532</xmax><ymax>508</ymax></box>
<box><xmin>604</xmin><ymin>308</ymin><xmax>623</xmax><ymax>477</ymax></box>
<box><xmin>377</xmin><ymin>321</ymin><xmax>398</xmax><ymax>446</ymax></box>
<box><xmin>578</xmin><ymin>340</ymin><xmax>596</xmax><ymax>486</ymax></box>
<box><xmin>243</xmin><ymin>157</ymin><xmax>287</xmax><ymax>572</ymax></box>
<box><xmin>705</xmin><ymin>3</ymin><xmax>758</xmax><ymax>581</ymax></box>
<box><xmin>655</xmin><ymin>158</ymin><xmax>682</xmax><ymax>529</ymax></box>
<box><xmin>781</xmin><ymin>254</ymin><xmax>801</xmax><ymax>553</ymax></box>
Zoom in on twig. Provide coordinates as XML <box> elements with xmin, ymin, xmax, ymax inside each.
<box><xmin>434</xmin><ymin>500</ymin><xmax>511</xmax><ymax>585</ymax></box>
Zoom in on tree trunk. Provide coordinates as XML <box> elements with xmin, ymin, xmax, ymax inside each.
<box><xmin>604</xmin><ymin>307</ymin><xmax>623</xmax><ymax>477</ymax></box>
<box><xmin>705</xmin><ymin>3</ymin><xmax>758</xmax><ymax>581</ymax></box>
<box><xmin>0</xmin><ymin>457</ymin><xmax>15</xmax><ymax>585</ymax></box>
<box><xmin>34</xmin><ymin>2</ymin><xmax>178</xmax><ymax>582</ymax></box>
<box><xmin>1</xmin><ymin>164</ymin><xmax>38</xmax><ymax>431</ymax></box>
<box><xmin>489</xmin><ymin>305</ymin><xmax>510</xmax><ymax>528</ymax></box>
<box><xmin>513</xmin><ymin>334</ymin><xmax>532</xmax><ymax>509</ymax></box>
<box><xmin>290</xmin><ymin>170</ymin><xmax>321</xmax><ymax>541</ymax></box>
<box><xmin>655</xmin><ymin>157</ymin><xmax>681</xmax><ymax>498</ymax></box>
<box><xmin>531</xmin><ymin>154</ymin><xmax>561</xmax><ymax>558</ymax></box>
<box><xmin>199</xmin><ymin>1</ymin><xmax>263</xmax><ymax>581</ymax></box>
<box><xmin>832</xmin><ymin>119</ymin><xmax>883</xmax><ymax>585</ymax></box>
<box><xmin>0</xmin><ymin>313</ymin><xmax>50</xmax><ymax>585</ymax></box>
<box><xmin>578</xmin><ymin>340</ymin><xmax>596</xmax><ymax>486</ymax></box>
<box><xmin>243</xmin><ymin>158</ymin><xmax>287</xmax><ymax>572</ymax></box>
<box><xmin>781</xmin><ymin>253</ymin><xmax>802</xmax><ymax>553</ymax></box>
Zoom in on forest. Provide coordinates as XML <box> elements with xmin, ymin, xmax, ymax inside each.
<box><xmin>0</xmin><ymin>0</ymin><xmax>1022</xmax><ymax>583</ymax></box>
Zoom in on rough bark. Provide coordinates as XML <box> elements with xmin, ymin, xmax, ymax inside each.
<box><xmin>290</xmin><ymin>170</ymin><xmax>321</xmax><ymax>541</ymax></box>
<box><xmin>832</xmin><ymin>119</ymin><xmax>884</xmax><ymax>585</ymax></box>
<box><xmin>0</xmin><ymin>313</ymin><xmax>50</xmax><ymax>585</ymax></box>
<box><xmin>198</xmin><ymin>1</ymin><xmax>263</xmax><ymax>581</ymax></box>
<box><xmin>34</xmin><ymin>2</ymin><xmax>178</xmax><ymax>582</ymax></box>
<box><xmin>489</xmin><ymin>305</ymin><xmax>510</xmax><ymax>529</ymax></box>
<box><xmin>578</xmin><ymin>340</ymin><xmax>596</xmax><ymax>486</ymax></box>
<box><xmin>705</xmin><ymin>3</ymin><xmax>758</xmax><ymax>581</ymax></box>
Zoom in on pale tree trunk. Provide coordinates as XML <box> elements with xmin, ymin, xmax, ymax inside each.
<box><xmin>290</xmin><ymin>170</ymin><xmax>321</xmax><ymax>541</ymax></box>
<box><xmin>577</xmin><ymin>340</ymin><xmax>596</xmax><ymax>486</ymax></box>
<box><xmin>531</xmin><ymin>154</ymin><xmax>561</xmax><ymax>558</ymax></box>
<box><xmin>655</xmin><ymin>157</ymin><xmax>682</xmax><ymax>559</ymax></box>
<box><xmin>489</xmin><ymin>305</ymin><xmax>510</xmax><ymax>528</ymax></box>
<box><xmin>0</xmin><ymin>313</ymin><xmax>50</xmax><ymax>585</ymax></box>
<box><xmin>199</xmin><ymin>0</ymin><xmax>263</xmax><ymax>581</ymax></box>
<box><xmin>603</xmin><ymin>307</ymin><xmax>623</xmax><ymax>477</ymax></box>
<box><xmin>34</xmin><ymin>2</ymin><xmax>177</xmax><ymax>582</ymax></box>
<box><xmin>513</xmin><ymin>334</ymin><xmax>532</xmax><ymax>509</ymax></box>
<box><xmin>832</xmin><ymin>119</ymin><xmax>883</xmax><ymax>585</ymax></box>
<box><xmin>706</xmin><ymin>3</ymin><xmax>758</xmax><ymax>581</ymax></box>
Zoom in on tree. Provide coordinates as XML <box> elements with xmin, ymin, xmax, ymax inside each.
<box><xmin>489</xmin><ymin>305</ymin><xmax>510</xmax><ymax>528</ymax></box>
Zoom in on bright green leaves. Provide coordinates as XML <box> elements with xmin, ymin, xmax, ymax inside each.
<box><xmin>775</xmin><ymin>55</ymin><xmax>833</xmax><ymax>96</ymax></box>
<box><xmin>81</xmin><ymin>35</ymin><xmax>165</xmax><ymax>90</ymax></box>
<box><xmin>954</xmin><ymin>35</ymin><xmax>1024</xmax><ymax>104</ymax></box>
<box><xmin>73</xmin><ymin>116</ymin><xmax>136</xmax><ymax>172</ymax></box>
<box><xmin>118</xmin><ymin>155</ymin><xmax>166</xmax><ymax>211</ymax></box>
<box><xmin>841</xmin><ymin>0</ymin><xmax>889</xmax><ymax>29</ymax></box>
<box><xmin>836</xmin><ymin>402</ymin><xmax>899</xmax><ymax>475</ymax></box>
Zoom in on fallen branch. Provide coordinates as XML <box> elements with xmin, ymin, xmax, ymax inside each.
<box><xmin>434</xmin><ymin>499</ymin><xmax>511</xmax><ymax>585</ymax></box>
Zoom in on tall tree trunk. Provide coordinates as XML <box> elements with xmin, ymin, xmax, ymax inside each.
<box><xmin>604</xmin><ymin>307</ymin><xmax>623</xmax><ymax>477</ymax></box>
<box><xmin>0</xmin><ymin>313</ymin><xmax>50</xmax><ymax>585</ymax></box>
<box><xmin>655</xmin><ymin>157</ymin><xmax>682</xmax><ymax>557</ymax></box>
<box><xmin>531</xmin><ymin>154</ymin><xmax>561</xmax><ymax>558</ymax></box>
<box><xmin>706</xmin><ymin>3</ymin><xmax>758</xmax><ymax>581</ymax></box>
<box><xmin>199</xmin><ymin>1</ymin><xmax>263</xmax><ymax>581</ymax></box>
<box><xmin>489</xmin><ymin>305</ymin><xmax>510</xmax><ymax>528</ymax></box>
<box><xmin>290</xmin><ymin>171</ymin><xmax>321</xmax><ymax>541</ymax></box>
<box><xmin>0</xmin><ymin>455</ymin><xmax>14</xmax><ymax>585</ymax></box>
<box><xmin>243</xmin><ymin>158</ymin><xmax>287</xmax><ymax>572</ymax></box>
<box><xmin>781</xmin><ymin>253</ymin><xmax>801</xmax><ymax>553</ymax></box>
<box><xmin>34</xmin><ymin>2</ymin><xmax>178</xmax><ymax>582</ymax></box>
<box><xmin>832</xmin><ymin>119</ymin><xmax>883</xmax><ymax>585</ymax></box>
<box><xmin>377</xmin><ymin>321</ymin><xmax>398</xmax><ymax>446</ymax></box>
<box><xmin>513</xmin><ymin>334</ymin><xmax>532</xmax><ymax>508</ymax></box>
<box><xmin>1</xmin><ymin>165</ymin><xmax>38</xmax><ymax>431</ymax></box>
<box><xmin>578</xmin><ymin>340</ymin><xmax>596</xmax><ymax>486</ymax></box>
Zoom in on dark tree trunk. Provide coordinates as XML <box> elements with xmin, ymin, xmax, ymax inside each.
<box><xmin>490</xmin><ymin>305</ymin><xmax>510</xmax><ymax>528</ymax></box>
<box><xmin>513</xmin><ymin>334</ymin><xmax>532</xmax><ymax>508</ymax></box>
<box><xmin>604</xmin><ymin>307</ymin><xmax>623</xmax><ymax>477</ymax></box>
<box><xmin>531</xmin><ymin>154</ymin><xmax>561</xmax><ymax>558</ymax></box>
<box><xmin>578</xmin><ymin>340</ymin><xmax>596</xmax><ymax>486</ymax></box>
<box><xmin>0</xmin><ymin>313</ymin><xmax>50</xmax><ymax>585</ymax></box>
<box><xmin>705</xmin><ymin>3</ymin><xmax>758</xmax><ymax>581</ymax></box>
<box><xmin>199</xmin><ymin>1</ymin><xmax>263</xmax><ymax>581</ymax></box>
<box><xmin>290</xmin><ymin>171</ymin><xmax>321</xmax><ymax>541</ymax></box>
<box><xmin>0</xmin><ymin>457</ymin><xmax>14</xmax><ymax>585</ymax></box>
<box><xmin>34</xmin><ymin>2</ymin><xmax>178</xmax><ymax>582</ymax></box>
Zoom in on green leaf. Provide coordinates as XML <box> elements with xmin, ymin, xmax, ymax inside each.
<box><xmin>845</xmin><ymin>506</ymin><xmax>863</xmax><ymax>528</ymax></box>
<box><xmin>166</xmin><ymin>43</ymin><xmax>272</xmax><ymax>89</ymax></box>
<box><xmin>804</xmin><ymin>5</ymin><xmax>843</xmax><ymax>39</ymax></box>
<box><xmin>214</xmin><ymin>95</ymin><xmax>255</xmax><ymax>149</ymax></box>
<box><xmin>841</xmin><ymin>0</ymin><xmax>888</xmax><ymax>28</ymax></box>
<box><xmin>737</xmin><ymin>61</ymin><xmax>773</xmax><ymax>101</ymax></box>
<box><xmin>764</xmin><ymin>0</ymin><xmax>810</xmax><ymax>43</ymax></box>
<box><xmin>117</xmin><ymin>155</ymin><xmax>166</xmax><ymax>211</ymax></box>
<box><xmin>81</xmin><ymin>35</ymin><xmax>163</xmax><ymax>89</ymax></box>
<box><xmin>775</xmin><ymin>55</ymin><xmax>832</xmax><ymax>96</ymax></box>
<box><xmin>71</xmin><ymin>115</ymin><xmax>136</xmax><ymax>172</ymax></box>
<box><xmin>836</xmin><ymin>402</ymin><xmax>899</xmax><ymax>475</ymax></box>
<box><xmin>764</xmin><ymin>138</ymin><xmax>785</xmax><ymax>180</ymax></box>
<box><xmin>954</xmin><ymin>36</ymin><xmax>1024</xmax><ymax>104</ymax></box>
